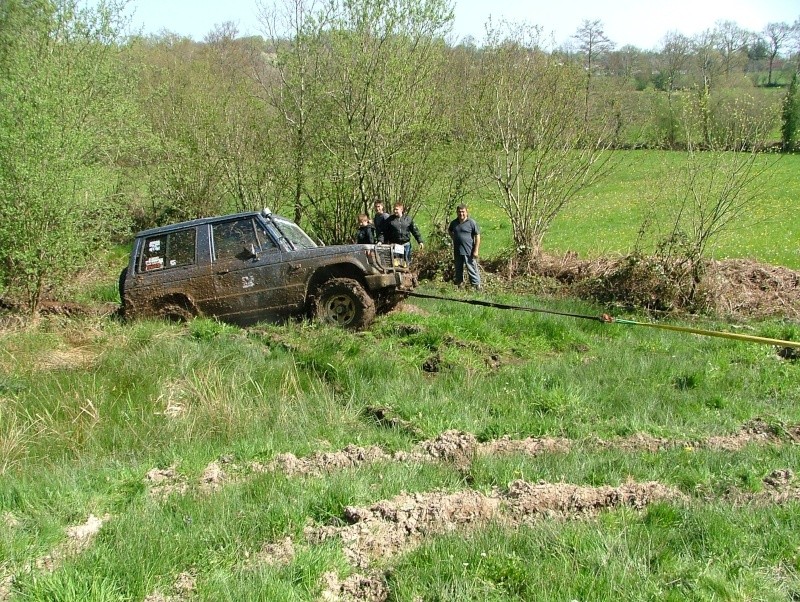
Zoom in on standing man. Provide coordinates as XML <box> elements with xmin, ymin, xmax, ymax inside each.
<box><xmin>448</xmin><ymin>204</ymin><xmax>481</xmax><ymax>290</ymax></box>
<box><xmin>373</xmin><ymin>200</ymin><xmax>390</xmax><ymax>244</ymax></box>
<box><xmin>380</xmin><ymin>202</ymin><xmax>424</xmax><ymax>265</ymax></box>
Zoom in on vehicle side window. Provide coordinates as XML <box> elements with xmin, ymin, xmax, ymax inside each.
<box><xmin>213</xmin><ymin>218</ymin><xmax>276</xmax><ymax>260</ymax></box>
<box><xmin>138</xmin><ymin>228</ymin><xmax>196</xmax><ymax>273</ymax></box>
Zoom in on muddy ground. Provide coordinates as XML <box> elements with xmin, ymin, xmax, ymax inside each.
<box><xmin>4</xmin><ymin>423</ymin><xmax>798</xmax><ymax>602</ymax></box>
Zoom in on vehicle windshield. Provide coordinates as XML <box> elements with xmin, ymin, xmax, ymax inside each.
<box><xmin>270</xmin><ymin>216</ymin><xmax>317</xmax><ymax>250</ymax></box>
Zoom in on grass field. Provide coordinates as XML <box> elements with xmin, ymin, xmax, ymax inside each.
<box><xmin>467</xmin><ymin>151</ymin><xmax>800</xmax><ymax>270</ymax></box>
<box><xmin>1</xmin><ymin>288</ymin><xmax>799</xmax><ymax>600</ymax></box>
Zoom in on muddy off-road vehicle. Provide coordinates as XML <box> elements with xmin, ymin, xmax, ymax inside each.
<box><xmin>119</xmin><ymin>209</ymin><xmax>416</xmax><ymax>329</ymax></box>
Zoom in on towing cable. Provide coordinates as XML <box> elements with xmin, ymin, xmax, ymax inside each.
<box><xmin>406</xmin><ymin>291</ymin><xmax>800</xmax><ymax>351</ymax></box>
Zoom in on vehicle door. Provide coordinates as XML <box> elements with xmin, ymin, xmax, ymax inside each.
<box><xmin>130</xmin><ymin>226</ymin><xmax>211</xmax><ymax>309</ymax></box>
<box><xmin>208</xmin><ymin>217</ymin><xmax>294</xmax><ymax>324</ymax></box>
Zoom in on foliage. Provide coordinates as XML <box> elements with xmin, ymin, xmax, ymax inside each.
<box><xmin>781</xmin><ymin>71</ymin><xmax>800</xmax><ymax>152</ymax></box>
<box><xmin>627</xmin><ymin>93</ymin><xmax>776</xmax><ymax>301</ymax></box>
<box><xmin>130</xmin><ymin>28</ymin><xmax>278</xmax><ymax>228</ymax></box>
<box><xmin>260</xmin><ymin>0</ymin><xmax>455</xmax><ymax>244</ymax></box>
<box><xmin>0</xmin><ymin>0</ymin><xmax>139</xmax><ymax>312</ymax></box>
<box><xmin>468</xmin><ymin>24</ymin><xmax>618</xmax><ymax>261</ymax></box>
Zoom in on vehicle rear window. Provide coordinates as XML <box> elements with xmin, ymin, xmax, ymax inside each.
<box><xmin>138</xmin><ymin>228</ymin><xmax>196</xmax><ymax>273</ymax></box>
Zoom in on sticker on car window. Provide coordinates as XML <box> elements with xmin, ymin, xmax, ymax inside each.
<box><xmin>145</xmin><ymin>256</ymin><xmax>164</xmax><ymax>271</ymax></box>
<box><xmin>148</xmin><ymin>240</ymin><xmax>162</xmax><ymax>252</ymax></box>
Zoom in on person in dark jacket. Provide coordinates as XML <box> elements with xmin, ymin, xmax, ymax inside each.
<box><xmin>355</xmin><ymin>213</ymin><xmax>376</xmax><ymax>244</ymax></box>
<box><xmin>373</xmin><ymin>200</ymin><xmax>389</xmax><ymax>243</ymax></box>
<box><xmin>379</xmin><ymin>203</ymin><xmax>424</xmax><ymax>265</ymax></box>
<box><xmin>448</xmin><ymin>204</ymin><xmax>481</xmax><ymax>289</ymax></box>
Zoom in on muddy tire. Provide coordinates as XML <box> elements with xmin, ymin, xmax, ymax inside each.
<box><xmin>314</xmin><ymin>278</ymin><xmax>376</xmax><ymax>330</ymax></box>
<box><xmin>154</xmin><ymin>300</ymin><xmax>196</xmax><ymax>323</ymax></box>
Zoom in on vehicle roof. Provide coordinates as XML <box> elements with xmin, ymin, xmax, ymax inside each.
<box><xmin>134</xmin><ymin>210</ymin><xmax>289</xmax><ymax>237</ymax></box>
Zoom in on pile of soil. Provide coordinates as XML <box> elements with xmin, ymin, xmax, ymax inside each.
<box><xmin>483</xmin><ymin>253</ymin><xmax>800</xmax><ymax>320</ymax></box>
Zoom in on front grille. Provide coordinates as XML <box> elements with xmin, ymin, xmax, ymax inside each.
<box><xmin>375</xmin><ymin>245</ymin><xmax>407</xmax><ymax>269</ymax></box>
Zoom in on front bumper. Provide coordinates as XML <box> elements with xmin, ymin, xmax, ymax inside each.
<box><xmin>365</xmin><ymin>271</ymin><xmax>416</xmax><ymax>291</ymax></box>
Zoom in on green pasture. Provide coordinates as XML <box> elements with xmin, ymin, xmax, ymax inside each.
<box><xmin>466</xmin><ymin>150</ymin><xmax>800</xmax><ymax>269</ymax></box>
<box><xmin>1</xmin><ymin>288</ymin><xmax>799</xmax><ymax>599</ymax></box>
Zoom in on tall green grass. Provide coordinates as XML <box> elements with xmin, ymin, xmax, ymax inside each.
<box><xmin>1</xmin><ymin>290</ymin><xmax>798</xmax><ymax>600</ymax></box>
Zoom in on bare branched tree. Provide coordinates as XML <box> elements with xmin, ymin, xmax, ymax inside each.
<box><xmin>651</xmin><ymin>95</ymin><xmax>776</xmax><ymax>296</ymax></box>
<box><xmin>257</xmin><ymin>0</ymin><xmax>453</xmax><ymax>243</ymax></box>
<box><xmin>713</xmin><ymin>19</ymin><xmax>750</xmax><ymax>77</ymax></box>
<box><xmin>468</xmin><ymin>24</ymin><xmax>617</xmax><ymax>263</ymax></box>
<box><xmin>572</xmin><ymin>19</ymin><xmax>615</xmax><ymax>124</ymax></box>
<box><xmin>762</xmin><ymin>22</ymin><xmax>792</xmax><ymax>86</ymax></box>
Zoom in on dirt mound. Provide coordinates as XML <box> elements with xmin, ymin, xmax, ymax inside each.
<box><xmin>266</xmin><ymin>445</ymin><xmax>396</xmax><ymax>476</ymax></box>
<box><xmin>503</xmin><ymin>480</ymin><xmax>684</xmax><ymax>519</ymax></box>
<box><xmin>321</xmin><ymin>571</ymin><xmax>389</xmax><ymax>602</ymax></box>
<box><xmin>144</xmin><ymin>421</ymin><xmax>798</xmax><ymax>497</ymax></box>
<box><xmin>481</xmin><ymin>435</ymin><xmax>572</xmax><ymax>456</ymax></box>
<box><xmin>307</xmin><ymin>489</ymin><xmax>502</xmax><ymax>568</ymax></box>
<box><xmin>484</xmin><ymin>252</ymin><xmax>800</xmax><ymax>319</ymax></box>
<box><xmin>306</xmin><ymin>480</ymin><xmax>684</xmax><ymax>569</ymax></box>
<box><xmin>418</xmin><ymin>430</ymin><xmax>478</xmax><ymax>468</ymax></box>
<box><xmin>143</xmin><ymin>571</ymin><xmax>196</xmax><ymax>602</ymax></box>
<box><xmin>709</xmin><ymin>259</ymin><xmax>800</xmax><ymax>318</ymax></box>
<box><xmin>36</xmin><ymin>513</ymin><xmax>110</xmax><ymax>572</ymax></box>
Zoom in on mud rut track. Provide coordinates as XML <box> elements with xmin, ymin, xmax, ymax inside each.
<box><xmin>3</xmin><ymin>421</ymin><xmax>799</xmax><ymax>602</ymax></box>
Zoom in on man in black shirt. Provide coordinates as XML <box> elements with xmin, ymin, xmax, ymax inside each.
<box><xmin>448</xmin><ymin>204</ymin><xmax>481</xmax><ymax>289</ymax></box>
<box><xmin>379</xmin><ymin>202</ymin><xmax>424</xmax><ymax>265</ymax></box>
<box><xmin>373</xmin><ymin>200</ymin><xmax>389</xmax><ymax>243</ymax></box>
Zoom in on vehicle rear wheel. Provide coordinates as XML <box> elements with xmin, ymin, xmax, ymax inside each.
<box><xmin>314</xmin><ymin>278</ymin><xmax>376</xmax><ymax>330</ymax></box>
<box><xmin>154</xmin><ymin>299</ymin><xmax>197</xmax><ymax>323</ymax></box>
<box><xmin>117</xmin><ymin>267</ymin><xmax>128</xmax><ymax>318</ymax></box>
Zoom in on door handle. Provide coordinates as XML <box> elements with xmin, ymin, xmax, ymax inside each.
<box><xmin>216</xmin><ymin>269</ymin><xmax>230</xmax><ymax>275</ymax></box>
<box><xmin>288</xmin><ymin>264</ymin><xmax>302</xmax><ymax>271</ymax></box>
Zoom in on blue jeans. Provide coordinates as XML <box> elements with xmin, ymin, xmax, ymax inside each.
<box><xmin>454</xmin><ymin>254</ymin><xmax>481</xmax><ymax>288</ymax></box>
<box><xmin>403</xmin><ymin>242</ymin><xmax>412</xmax><ymax>265</ymax></box>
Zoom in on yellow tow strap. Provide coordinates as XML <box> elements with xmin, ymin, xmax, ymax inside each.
<box><xmin>406</xmin><ymin>291</ymin><xmax>800</xmax><ymax>350</ymax></box>
<box><xmin>608</xmin><ymin>317</ymin><xmax>800</xmax><ymax>349</ymax></box>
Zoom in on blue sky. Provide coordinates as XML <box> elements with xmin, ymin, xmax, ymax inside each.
<box><xmin>126</xmin><ymin>0</ymin><xmax>798</xmax><ymax>49</ymax></box>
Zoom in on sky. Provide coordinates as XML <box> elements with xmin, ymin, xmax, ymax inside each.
<box><xmin>127</xmin><ymin>0</ymin><xmax>798</xmax><ymax>49</ymax></box>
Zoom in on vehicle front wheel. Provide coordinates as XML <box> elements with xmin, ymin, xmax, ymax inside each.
<box><xmin>314</xmin><ymin>278</ymin><xmax>376</xmax><ymax>330</ymax></box>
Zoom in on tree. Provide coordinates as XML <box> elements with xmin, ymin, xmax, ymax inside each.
<box><xmin>261</xmin><ymin>0</ymin><xmax>454</xmax><ymax>243</ymax></box>
<box><xmin>658</xmin><ymin>31</ymin><xmax>691</xmax><ymax>97</ymax></box>
<box><xmin>0</xmin><ymin>0</ymin><xmax>140</xmax><ymax>312</ymax></box>
<box><xmin>652</xmin><ymin>31</ymin><xmax>692</xmax><ymax>147</ymax></box>
<box><xmin>129</xmin><ymin>26</ymin><xmax>275</xmax><ymax>227</ymax></box>
<box><xmin>469</xmin><ymin>25</ymin><xmax>617</xmax><ymax>263</ymax></box>
<box><xmin>649</xmin><ymin>94</ymin><xmax>774</xmax><ymax>297</ymax></box>
<box><xmin>782</xmin><ymin>71</ymin><xmax>799</xmax><ymax>151</ymax></box>
<box><xmin>763</xmin><ymin>22</ymin><xmax>792</xmax><ymax>86</ymax></box>
<box><xmin>713</xmin><ymin>20</ymin><xmax>749</xmax><ymax>78</ymax></box>
<box><xmin>572</xmin><ymin>19</ymin><xmax>615</xmax><ymax>123</ymax></box>
<box><xmin>691</xmin><ymin>30</ymin><xmax>724</xmax><ymax>147</ymax></box>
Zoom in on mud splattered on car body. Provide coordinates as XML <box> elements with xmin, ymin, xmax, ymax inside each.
<box><xmin>120</xmin><ymin>209</ymin><xmax>416</xmax><ymax>329</ymax></box>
